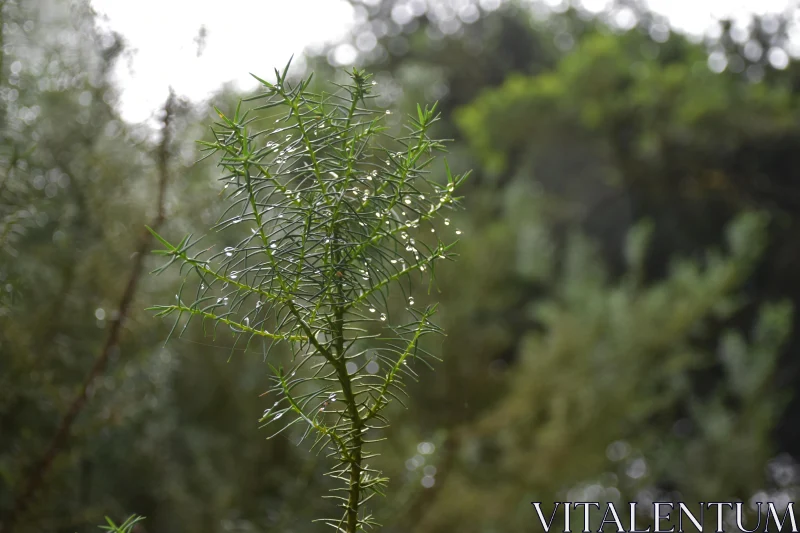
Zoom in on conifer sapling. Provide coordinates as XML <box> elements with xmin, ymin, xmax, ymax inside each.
<box><xmin>148</xmin><ymin>60</ymin><xmax>469</xmax><ymax>532</ymax></box>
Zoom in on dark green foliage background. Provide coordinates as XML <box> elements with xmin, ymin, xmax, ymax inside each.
<box><xmin>2</xmin><ymin>0</ymin><xmax>800</xmax><ymax>532</ymax></box>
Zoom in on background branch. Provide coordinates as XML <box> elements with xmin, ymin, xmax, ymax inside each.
<box><xmin>1</xmin><ymin>89</ymin><xmax>177</xmax><ymax>532</ymax></box>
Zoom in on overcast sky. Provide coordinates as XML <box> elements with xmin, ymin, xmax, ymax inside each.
<box><xmin>89</xmin><ymin>0</ymin><xmax>797</xmax><ymax>126</ymax></box>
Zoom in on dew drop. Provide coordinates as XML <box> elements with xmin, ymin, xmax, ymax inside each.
<box><xmin>224</xmin><ymin>247</ymin><xmax>235</xmax><ymax>257</ymax></box>
<box><xmin>380</xmin><ymin>313</ymin><xmax>387</xmax><ymax>321</ymax></box>
<box><xmin>455</xmin><ymin>229</ymin><xmax>462</xmax><ymax>235</ymax></box>
<box><xmin>385</xmin><ymin>110</ymin><xmax>392</xmax><ymax>115</ymax></box>
<box><xmin>408</xmin><ymin>297</ymin><xmax>415</xmax><ymax>305</ymax></box>
<box><xmin>444</xmin><ymin>218</ymin><xmax>450</xmax><ymax>226</ymax></box>
<box><xmin>404</xmin><ymin>196</ymin><xmax>412</xmax><ymax>205</ymax></box>
<box><xmin>369</xmin><ymin>307</ymin><xmax>376</xmax><ymax>313</ymax></box>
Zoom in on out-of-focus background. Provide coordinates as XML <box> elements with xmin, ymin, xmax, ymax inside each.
<box><xmin>3</xmin><ymin>0</ymin><xmax>800</xmax><ymax>531</ymax></box>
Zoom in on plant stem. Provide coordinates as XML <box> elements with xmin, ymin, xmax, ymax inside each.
<box><xmin>331</xmin><ymin>218</ymin><xmax>364</xmax><ymax>533</ymax></box>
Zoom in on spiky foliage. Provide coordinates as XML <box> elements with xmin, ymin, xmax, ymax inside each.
<box><xmin>99</xmin><ymin>514</ymin><xmax>146</xmax><ymax>533</ymax></box>
<box><xmin>147</xmin><ymin>60</ymin><xmax>469</xmax><ymax>532</ymax></box>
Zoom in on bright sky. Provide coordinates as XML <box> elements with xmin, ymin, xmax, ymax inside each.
<box><xmin>90</xmin><ymin>0</ymin><xmax>797</xmax><ymax>126</ymax></box>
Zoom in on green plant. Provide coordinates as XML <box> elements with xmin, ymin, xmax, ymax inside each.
<box><xmin>98</xmin><ymin>514</ymin><xmax>145</xmax><ymax>533</ymax></box>
<box><xmin>148</xmin><ymin>60</ymin><xmax>469</xmax><ymax>532</ymax></box>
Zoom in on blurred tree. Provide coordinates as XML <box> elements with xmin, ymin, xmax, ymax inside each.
<box><xmin>394</xmin><ymin>212</ymin><xmax>793</xmax><ymax>532</ymax></box>
<box><xmin>451</xmin><ymin>11</ymin><xmax>800</xmax><ymax>458</ymax></box>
